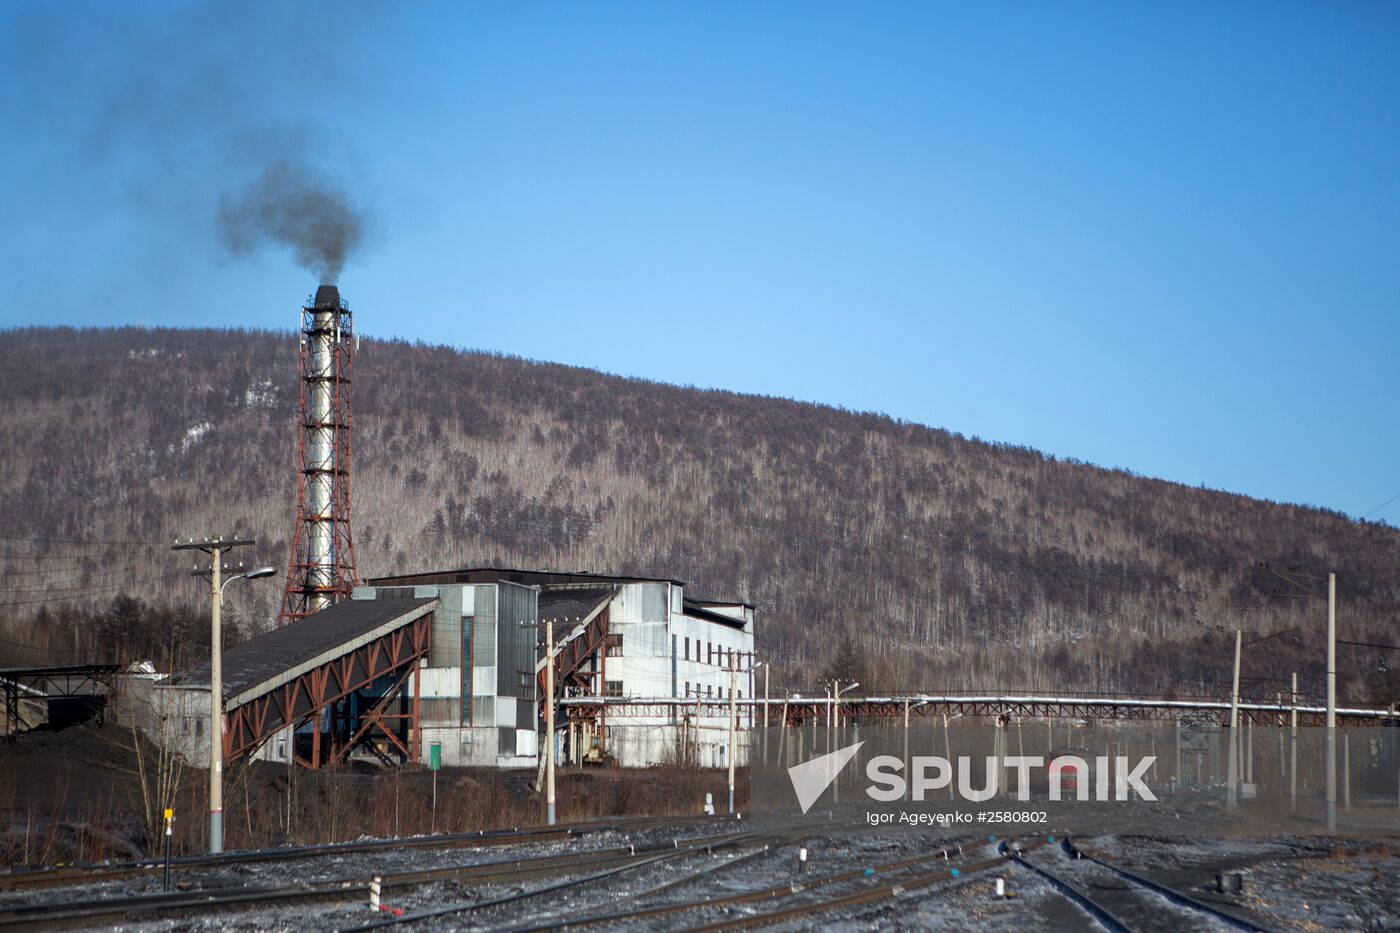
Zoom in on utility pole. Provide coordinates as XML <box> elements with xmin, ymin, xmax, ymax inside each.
<box><xmin>1226</xmin><ymin>627</ymin><xmax>1242</xmax><ymax>811</ymax></box>
<box><xmin>1290</xmin><ymin>671</ymin><xmax>1298</xmax><ymax>814</ymax></box>
<box><xmin>943</xmin><ymin>712</ymin><xmax>954</xmax><ymax>801</ymax></box>
<box><xmin>727</xmin><ymin>648</ymin><xmax>738</xmax><ymax>814</ymax></box>
<box><xmin>1327</xmin><ymin>572</ymin><xmax>1337</xmax><ymax>832</ymax></box>
<box><xmin>902</xmin><ymin>698</ymin><xmax>911</xmax><ymax>778</ymax></box>
<box><xmin>545</xmin><ymin>617</ymin><xmax>556</xmax><ymax>826</ymax></box>
<box><xmin>172</xmin><ymin>536</ymin><xmax>258</xmax><ymax>855</ymax></box>
<box><xmin>762</xmin><ymin>662</ymin><xmax>770</xmax><ymax>770</ymax></box>
<box><xmin>825</xmin><ymin>684</ymin><xmax>832</xmax><ymax>753</ymax></box>
<box><xmin>763</xmin><ymin>663</ymin><xmax>770</xmax><ymax>730</ymax></box>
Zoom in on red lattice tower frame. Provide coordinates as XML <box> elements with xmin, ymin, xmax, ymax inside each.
<box><xmin>279</xmin><ymin>288</ymin><xmax>360</xmax><ymax>623</ymax></box>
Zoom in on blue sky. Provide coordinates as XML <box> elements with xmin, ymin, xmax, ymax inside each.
<box><xmin>2</xmin><ymin>2</ymin><xmax>1397</xmax><ymax>519</ymax></box>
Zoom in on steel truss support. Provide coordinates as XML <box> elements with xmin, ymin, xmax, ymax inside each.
<box><xmin>223</xmin><ymin>614</ymin><xmax>430</xmax><ymax>768</ymax></box>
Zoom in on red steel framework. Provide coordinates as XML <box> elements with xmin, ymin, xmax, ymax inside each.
<box><xmin>280</xmin><ymin>287</ymin><xmax>360</xmax><ymax>623</ymax></box>
<box><xmin>223</xmin><ymin>612</ymin><xmax>430</xmax><ymax>767</ymax></box>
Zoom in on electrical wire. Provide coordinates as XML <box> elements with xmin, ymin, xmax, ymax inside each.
<box><xmin>0</xmin><ymin>571</ymin><xmax>188</xmax><ymax>608</ymax></box>
<box><xmin>0</xmin><ymin>534</ymin><xmax>170</xmax><ymax>546</ymax></box>
<box><xmin>0</xmin><ymin>632</ymin><xmax>52</xmax><ymax>652</ymax></box>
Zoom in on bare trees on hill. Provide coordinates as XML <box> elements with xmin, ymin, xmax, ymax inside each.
<box><xmin>0</xmin><ymin>326</ymin><xmax>1397</xmax><ymax>703</ymax></box>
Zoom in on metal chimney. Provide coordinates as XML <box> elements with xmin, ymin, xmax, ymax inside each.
<box><xmin>280</xmin><ymin>285</ymin><xmax>359</xmax><ymax>622</ymax></box>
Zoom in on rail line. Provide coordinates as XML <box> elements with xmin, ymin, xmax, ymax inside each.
<box><xmin>338</xmin><ymin>827</ymin><xmax>804</xmax><ymax>932</ymax></box>
<box><xmin>1009</xmin><ymin>838</ymin><xmax>1278</xmax><ymax>933</ymax></box>
<box><xmin>0</xmin><ymin>812</ymin><xmax>722</xmax><ymax>892</ymax></box>
<box><xmin>679</xmin><ymin>838</ymin><xmax>1043</xmax><ymax>931</ymax></box>
<box><xmin>499</xmin><ymin>838</ymin><xmax>969</xmax><ymax>932</ymax></box>
<box><xmin>0</xmin><ymin>826</ymin><xmax>787</xmax><ymax>931</ymax></box>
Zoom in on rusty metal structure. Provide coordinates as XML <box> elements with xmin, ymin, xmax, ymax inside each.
<box><xmin>280</xmin><ymin>285</ymin><xmax>359</xmax><ymax>623</ymax></box>
<box><xmin>1</xmin><ymin>664</ymin><xmax>120</xmax><ymax>736</ymax></box>
<box><xmin>177</xmin><ymin>598</ymin><xmax>435</xmax><ymax>768</ymax></box>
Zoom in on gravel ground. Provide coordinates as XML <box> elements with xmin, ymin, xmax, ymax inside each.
<box><xmin>7</xmin><ymin>822</ymin><xmax>1400</xmax><ymax>931</ymax></box>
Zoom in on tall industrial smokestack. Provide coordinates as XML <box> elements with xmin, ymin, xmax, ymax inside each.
<box><xmin>280</xmin><ymin>285</ymin><xmax>359</xmax><ymax>623</ymax></box>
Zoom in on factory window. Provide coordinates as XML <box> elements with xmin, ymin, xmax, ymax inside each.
<box><xmin>605</xmin><ymin>680</ymin><xmax>623</xmax><ymax>698</ymax></box>
<box><xmin>195</xmin><ymin>719</ymin><xmax>203</xmax><ymax>737</ymax></box>
<box><xmin>461</xmin><ymin>616</ymin><xmax>474</xmax><ymax>725</ymax></box>
<box><xmin>684</xmin><ymin>681</ymin><xmax>690</xmax><ymax>696</ymax></box>
<box><xmin>606</xmin><ymin>635</ymin><xmax>624</xmax><ymax>658</ymax></box>
<box><xmin>684</xmin><ymin>637</ymin><xmax>690</xmax><ymax>660</ymax></box>
<box><xmin>707</xmin><ymin>643</ymin><xmax>713</xmax><ymax>665</ymax></box>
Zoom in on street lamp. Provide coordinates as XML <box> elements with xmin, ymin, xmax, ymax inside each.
<box><xmin>834</xmin><ymin>681</ymin><xmax>859</xmax><ymax>731</ymax></box>
<box><xmin>208</xmin><ymin>564</ymin><xmax>275</xmax><ymax>854</ymax></box>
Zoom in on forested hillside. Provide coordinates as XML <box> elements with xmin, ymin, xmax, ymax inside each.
<box><xmin>2</xmin><ymin>326</ymin><xmax>1397</xmax><ymax>705</ymax></box>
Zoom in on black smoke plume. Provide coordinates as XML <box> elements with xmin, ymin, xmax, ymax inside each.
<box><xmin>217</xmin><ymin>158</ymin><xmax>364</xmax><ymax>284</ymax></box>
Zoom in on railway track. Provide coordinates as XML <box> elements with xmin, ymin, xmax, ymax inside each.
<box><xmin>679</xmin><ymin>838</ymin><xmax>1044</xmax><ymax>931</ymax></box>
<box><xmin>0</xmin><ymin>811</ymin><xmax>722</xmax><ymax>893</ymax></box>
<box><xmin>0</xmin><ymin>825</ymin><xmax>787</xmax><ymax>931</ymax></box>
<box><xmin>1009</xmin><ymin>838</ymin><xmax>1278</xmax><ymax>933</ymax></box>
<box><xmin>497</xmin><ymin>837</ymin><xmax>970</xmax><ymax>931</ymax></box>
<box><xmin>338</xmin><ymin>826</ymin><xmax>810</xmax><ymax>932</ymax></box>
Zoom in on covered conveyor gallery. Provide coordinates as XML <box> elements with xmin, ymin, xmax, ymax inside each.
<box><xmin>179</xmin><ymin>598</ymin><xmax>435</xmax><ymax>767</ymax></box>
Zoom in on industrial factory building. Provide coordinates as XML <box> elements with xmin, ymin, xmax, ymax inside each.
<box><xmin>133</xmin><ymin>566</ymin><xmax>754</xmax><ymax>772</ymax></box>
<box><xmin>359</xmin><ymin>567</ymin><xmax>757</xmax><ymax>770</ymax></box>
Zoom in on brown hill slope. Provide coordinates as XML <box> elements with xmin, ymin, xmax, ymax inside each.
<box><xmin>1</xmin><ymin>326</ymin><xmax>1396</xmax><ymax>702</ymax></box>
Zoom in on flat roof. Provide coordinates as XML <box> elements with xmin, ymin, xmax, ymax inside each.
<box><xmin>681</xmin><ymin>601</ymin><xmax>747</xmax><ymax>630</ymax></box>
<box><xmin>368</xmin><ymin>566</ymin><xmax>687</xmax><ymax>588</ymax></box>
<box><xmin>177</xmin><ymin>598</ymin><xmax>437</xmax><ymax>704</ymax></box>
<box><xmin>0</xmin><ymin>664</ymin><xmax>120</xmax><ymax>677</ymax></box>
<box><xmin>538</xmin><ymin>587</ymin><xmax>613</xmax><ymax>620</ymax></box>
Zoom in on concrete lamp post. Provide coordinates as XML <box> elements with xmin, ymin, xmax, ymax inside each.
<box><xmin>208</xmin><ymin>565</ymin><xmax>276</xmax><ymax>854</ymax></box>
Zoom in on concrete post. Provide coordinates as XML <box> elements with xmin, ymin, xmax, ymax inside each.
<box><xmin>902</xmin><ymin>697</ymin><xmax>910</xmax><ymax>779</ymax></box>
<box><xmin>1226</xmin><ymin>628</ymin><xmax>1241</xmax><ymax>811</ymax></box>
<box><xmin>1290</xmin><ymin>672</ymin><xmax>1298</xmax><ymax>814</ymax></box>
<box><xmin>943</xmin><ymin>713</ymin><xmax>954</xmax><ymax>801</ymax></box>
<box><xmin>727</xmin><ymin>649</ymin><xmax>738</xmax><ymax>814</ymax></box>
<box><xmin>546</xmin><ymin>617</ymin><xmax>556</xmax><ymax>826</ymax></box>
<box><xmin>1343</xmin><ymin>731</ymin><xmax>1350</xmax><ymax>813</ymax></box>
<box><xmin>1246</xmin><ymin>721</ymin><xmax>1253</xmax><ymax>785</ymax></box>
<box><xmin>1327</xmin><ymin>572</ymin><xmax>1337</xmax><ymax>832</ymax></box>
<box><xmin>209</xmin><ymin>548</ymin><xmax>223</xmax><ymax>854</ymax></box>
<box><xmin>762</xmin><ymin>664</ymin><xmax>769</xmax><ymax>769</ymax></box>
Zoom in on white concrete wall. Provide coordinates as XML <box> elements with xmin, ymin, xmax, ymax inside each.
<box><xmin>607</xmin><ymin>723</ymin><xmax>750</xmax><ymax>769</ymax></box>
<box><xmin>112</xmin><ymin>679</ymin><xmax>211</xmax><ymax>767</ymax></box>
<box><xmin>594</xmin><ymin>581</ymin><xmax>757</xmax><ymax>767</ymax></box>
<box><xmin>421</xmin><ymin>725</ymin><xmax>500</xmax><ymax>767</ymax></box>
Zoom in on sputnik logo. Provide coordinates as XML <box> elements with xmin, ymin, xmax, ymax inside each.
<box><xmin>787</xmin><ymin>741</ymin><xmax>864</xmax><ymax>814</ymax></box>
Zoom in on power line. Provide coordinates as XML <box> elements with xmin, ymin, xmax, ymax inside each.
<box><xmin>1357</xmin><ymin>489</ymin><xmax>1400</xmax><ymax>522</ymax></box>
<box><xmin>0</xmin><ymin>571</ymin><xmax>187</xmax><ymax>608</ymax></box>
<box><xmin>0</xmin><ymin>562</ymin><xmax>153</xmax><ymax>585</ymax></box>
<box><xmin>0</xmin><ymin>534</ymin><xmax>168</xmax><ymax>547</ymax></box>
<box><xmin>0</xmin><ymin>631</ymin><xmax>56</xmax><ymax>653</ymax></box>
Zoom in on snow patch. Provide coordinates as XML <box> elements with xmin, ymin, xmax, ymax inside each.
<box><xmin>182</xmin><ymin>422</ymin><xmax>213</xmax><ymax>451</ymax></box>
<box><xmin>245</xmin><ymin>379</ymin><xmax>277</xmax><ymax>408</ymax></box>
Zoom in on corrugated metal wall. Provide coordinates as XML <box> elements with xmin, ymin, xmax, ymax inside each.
<box><xmin>470</xmin><ymin>584</ymin><xmax>497</xmax><ymax>724</ymax></box>
<box><xmin>424</xmin><ymin>585</ymin><xmax>465</xmax><ymax>668</ymax></box>
<box><xmin>496</xmin><ymin>581</ymin><xmax>536</xmax><ymax>701</ymax></box>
